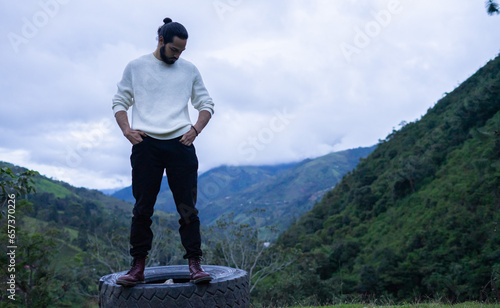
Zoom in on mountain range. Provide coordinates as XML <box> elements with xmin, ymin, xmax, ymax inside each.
<box><xmin>112</xmin><ymin>145</ymin><xmax>375</xmax><ymax>230</ymax></box>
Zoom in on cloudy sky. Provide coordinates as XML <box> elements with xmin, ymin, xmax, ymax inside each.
<box><xmin>1</xmin><ymin>0</ymin><xmax>499</xmax><ymax>190</ymax></box>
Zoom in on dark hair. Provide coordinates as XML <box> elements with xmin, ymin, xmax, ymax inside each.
<box><xmin>157</xmin><ymin>17</ymin><xmax>188</xmax><ymax>43</ymax></box>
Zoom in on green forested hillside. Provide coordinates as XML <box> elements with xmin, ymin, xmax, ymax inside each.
<box><xmin>258</xmin><ymin>54</ymin><xmax>500</xmax><ymax>305</ymax></box>
<box><xmin>0</xmin><ymin>163</ymin><xmax>182</xmax><ymax>306</ymax></box>
<box><xmin>0</xmin><ymin>162</ymin><xmax>134</xmax><ymax>231</ymax></box>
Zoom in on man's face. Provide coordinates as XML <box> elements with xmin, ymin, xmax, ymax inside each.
<box><xmin>160</xmin><ymin>36</ymin><xmax>187</xmax><ymax>64</ymax></box>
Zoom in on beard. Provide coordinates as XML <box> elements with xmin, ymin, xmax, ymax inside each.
<box><xmin>159</xmin><ymin>45</ymin><xmax>177</xmax><ymax>65</ymax></box>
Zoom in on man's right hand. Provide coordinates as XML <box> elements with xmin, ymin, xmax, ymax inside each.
<box><xmin>124</xmin><ymin>128</ymin><xmax>147</xmax><ymax>145</ymax></box>
<box><xmin>114</xmin><ymin>111</ymin><xmax>147</xmax><ymax>145</ymax></box>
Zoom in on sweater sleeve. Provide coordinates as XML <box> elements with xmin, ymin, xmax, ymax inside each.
<box><xmin>112</xmin><ymin>63</ymin><xmax>134</xmax><ymax>114</ymax></box>
<box><xmin>191</xmin><ymin>66</ymin><xmax>214</xmax><ymax>116</ymax></box>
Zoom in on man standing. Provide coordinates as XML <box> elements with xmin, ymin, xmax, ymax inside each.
<box><xmin>112</xmin><ymin>18</ymin><xmax>214</xmax><ymax>286</ymax></box>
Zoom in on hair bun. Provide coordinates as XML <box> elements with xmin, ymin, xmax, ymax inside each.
<box><xmin>163</xmin><ymin>17</ymin><xmax>172</xmax><ymax>24</ymax></box>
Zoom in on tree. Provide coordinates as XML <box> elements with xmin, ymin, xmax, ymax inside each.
<box><xmin>0</xmin><ymin>167</ymin><xmax>38</xmax><ymax>218</ymax></box>
<box><xmin>0</xmin><ymin>224</ymin><xmax>75</xmax><ymax>306</ymax></box>
<box><xmin>486</xmin><ymin>0</ymin><xmax>500</xmax><ymax>15</ymax></box>
<box><xmin>207</xmin><ymin>211</ymin><xmax>299</xmax><ymax>293</ymax></box>
<box><xmin>86</xmin><ymin>217</ymin><xmax>181</xmax><ymax>274</ymax></box>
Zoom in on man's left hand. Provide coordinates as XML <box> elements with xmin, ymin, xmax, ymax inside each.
<box><xmin>179</xmin><ymin>127</ymin><xmax>197</xmax><ymax>146</ymax></box>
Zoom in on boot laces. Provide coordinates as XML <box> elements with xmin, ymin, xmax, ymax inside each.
<box><xmin>190</xmin><ymin>258</ymin><xmax>203</xmax><ymax>271</ymax></box>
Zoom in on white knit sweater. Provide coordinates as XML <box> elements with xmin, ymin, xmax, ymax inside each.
<box><xmin>112</xmin><ymin>53</ymin><xmax>214</xmax><ymax>140</ymax></box>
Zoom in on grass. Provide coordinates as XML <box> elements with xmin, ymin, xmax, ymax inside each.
<box><xmin>289</xmin><ymin>303</ymin><xmax>500</xmax><ymax>308</ymax></box>
<box><xmin>85</xmin><ymin>300</ymin><xmax>500</xmax><ymax>308</ymax></box>
<box><xmin>20</xmin><ymin>215</ymin><xmax>83</xmax><ymax>271</ymax></box>
<box><xmin>22</xmin><ymin>215</ymin><xmax>79</xmax><ymax>241</ymax></box>
<box><xmin>34</xmin><ymin>177</ymin><xmax>74</xmax><ymax>199</ymax></box>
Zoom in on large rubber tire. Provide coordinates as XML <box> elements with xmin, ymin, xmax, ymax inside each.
<box><xmin>98</xmin><ymin>265</ymin><xmax>249</xmax><ymax>308</ymax></box>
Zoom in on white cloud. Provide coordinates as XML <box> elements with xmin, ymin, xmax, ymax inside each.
<box><xmin>1</xmin><ymin>0</ymin><xmax>500</xmax><ymax>189</ymax></box>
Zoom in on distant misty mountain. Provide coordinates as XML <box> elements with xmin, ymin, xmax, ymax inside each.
<box><xmin>112</xmin><ymin>145</ymin><xmax>376</xmax><ymax>231</ymax></box>
<box><xmin>99</xmin><ymin>187</ymin><xmax>124</xmax><ymax>196</ymax></box>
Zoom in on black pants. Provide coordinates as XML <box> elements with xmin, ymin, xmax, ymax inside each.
<box><xmin>129</xmin><ymin>136</ymin><xmax>202</xmax><ymax>260</ymax></box>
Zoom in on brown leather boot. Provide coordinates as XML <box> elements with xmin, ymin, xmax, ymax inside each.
<box><xmin>189</xmin><ymin>257</ymin><xmax>212</xmax><ymax>284</ymax></box>
<box><xmin>116</xmin><ymin>257</ymin><xmax>146</xmax><ymax>287</ymax></box>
